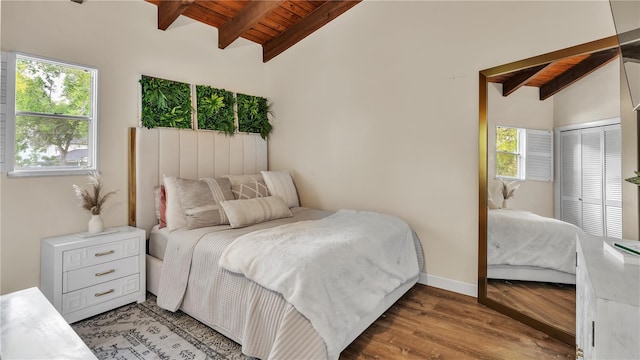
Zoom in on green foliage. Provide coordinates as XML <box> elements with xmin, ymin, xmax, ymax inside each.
<box><xmin>237</xmin><ymin>93</ymin><xmax>272</xmax><ymax>140</ymax></box>
<box><xmin>140</xmin><ymin>75</ymin><xmax>192</xmax><ymax>129</ymax></box>
<box><xmin>196</xmin><ymin>85</ymin><xmax>235</xmax><ymax>135</ymax></box>
<box><xmin>496</xmin><ymin>127</ymin><xmax>519</xmax><ymax>178</ymax></box>
<box><xmin>15</xmin><ymin>57</ymin><xmax>92</xmax><ymax>167</ymax></box>
<box><xmin>625</xmin><ymin>171</ymin><xmax>640</xmax><ymax>186</ymax></box>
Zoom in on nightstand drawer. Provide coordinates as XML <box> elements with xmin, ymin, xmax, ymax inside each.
<box><xmin>63</xmin><ymin>237</ymin><xmax>139</xmax><ymax>271</ymax></box>
<box><xmin>62</xmin><ymin>274</ymin><xmax>140</xmax><ymax>314</ymax></box>
<box><xmin>63</xmin><ymin>256</ymin><xmax>139</xmax><ymax>293</ymax></box>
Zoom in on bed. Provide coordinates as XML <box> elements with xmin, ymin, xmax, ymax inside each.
<box><xmin>129</xmin><ymin>127</ymin><xmax>424</xmax><ymax>360</ymax></box>
<box><xmin>487</xmin><ymin>209</ymin><xmax>583</xmax><ymax>285</ymax></box>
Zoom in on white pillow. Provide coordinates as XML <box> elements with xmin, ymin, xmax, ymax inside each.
<box><xmin>261</xmin><ymin>170</ymin><xmax>300</xmax><ymax>208</ymax></box>
<box><xmin>163</xmin><ymin>175</ymin><xmax>188</xmax><ymax>231</ymax></box>
<box><xmin>219</xmin><ymin>196</ymin><xmax>293</xmax><ymax>228</ymax></box>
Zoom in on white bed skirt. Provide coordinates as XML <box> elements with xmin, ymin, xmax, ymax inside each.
<box><xmin>488</xmin><ymin>264</ymin><xmax>575</xmax><ymax>285</ymax></box>
<box><xmin>146</xmin><ymin>254</ymin><xmax>418</xmax><ymax>357</ymax></box>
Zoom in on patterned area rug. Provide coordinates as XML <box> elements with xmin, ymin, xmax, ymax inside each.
<box><xmin>72</xmin><ymin>293</ymin><xmax>252</xmax><ymax>360</ymax></box>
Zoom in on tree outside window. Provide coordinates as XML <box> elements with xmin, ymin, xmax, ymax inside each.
<box><xmin>496</xmin><ymin>126</ymin><xmax>524</xmax><ymax>180</ymax></box>
<box><xmin>12</xmin><ymin>54</ymin><xmax>97</xmax><ymax>174</ymax></box>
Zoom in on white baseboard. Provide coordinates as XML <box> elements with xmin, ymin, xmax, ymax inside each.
<box><xmin>417</xmin><ymin>272</ymin><xmax>477</xmax><ymax>298</ymax></box>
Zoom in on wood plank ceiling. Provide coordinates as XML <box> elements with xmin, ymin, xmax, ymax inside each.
<box><xmin>487</xmin><ymin>47</ymin><xmax>620</xmax><ymax>100</ymax></box>
<box><xmin>146</xmin><ymin>0</ymin><xmax>362</xmax><ymax>62</ymax></box>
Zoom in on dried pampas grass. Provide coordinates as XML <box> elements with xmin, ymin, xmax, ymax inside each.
<box><xmin>500</xmin><ymin>179</ymin><xmax>520</xmax><ymax>200</ymax></box>
<box><xmin>73</xmin><ymin>172</ymin><xmax>117</xmax><ymax>215</ymax></box>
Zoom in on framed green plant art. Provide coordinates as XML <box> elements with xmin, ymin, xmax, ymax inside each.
<box><xmin>237</xmin><ymin>93</ymin><xmax>273</xmax><ymax>140</ymax></box>
<box><xmin>196</xmin><ymin>85</ymin><xmax>235</xmax><ymax>136</ymax></box>
<box><xmin>139</xmin><ymin>75</ymin><xmax>192</xmax><ymax>129</ymax></box>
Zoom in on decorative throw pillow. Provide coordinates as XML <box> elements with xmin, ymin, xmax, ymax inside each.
<box><xmin>222</xmin><ymin>174</ymin><xmax>270</xmax><ymax>200</ymax></box>
<box><xmin>163</xmin><ymin>175</ymin><xmax>188</xmax><ymax>232</ymax></box>
<box><xmin>220</xmin><ymin>196</ymin><xmax>293</xmax><ymax>228</ymax></box>
<box><xmin>154</xmin><ymin>186</ymin><xmax>162</xmax><ymax>220</ymax></box>
<box><xmin>175</xmin><ymin>177</ymin><xmax>235</xmax><ymax>229</ymax></box>
<box><xmin>159</xmin><ymin>185</ymin><xmax>167</xmax><ymax>228</ymax></box>
<box><xmin>261</xmin><ymin>170</ymin><xmax>300</xmax><ymax>208</ymax></box>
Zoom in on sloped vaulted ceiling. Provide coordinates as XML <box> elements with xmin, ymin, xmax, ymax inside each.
<box><xmin>146</xmin><ymin>0</ymin><xmax>362</xmax><ymax>62</ymax></box>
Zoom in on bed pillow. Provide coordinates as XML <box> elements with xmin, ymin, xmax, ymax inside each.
<box><xmin>163</xmin><ymin>176</ymin><xmax>188</xmax><ymax>231</ymax></box>
<box><xmin>261</xmin><ymin>170</ymin><xmax>300</xmax><ymax>208</ymax></box>
<box><xmin>175</xmin><ymin>177</ymin><xmax>235</xmax><ymax>229</ymax></box>
<box><xmin>222</xmin><ymin>174</ymin><xmax>270</xmax><ymax>200</ymax></box>
<box><xmin>159</xmin><ymin>185</ymin><xmax>167</xmax><ymax>228</ymax></box>
<box><xmin>220</xmin><ymin>196</ymin><xmax>293</xmax><ymax>228</ymax></box>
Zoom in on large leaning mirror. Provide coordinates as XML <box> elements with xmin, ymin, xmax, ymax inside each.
<box><xmin>478</xmin><ymin>36</ymin><xmax>625</xmax><ymax>345</ymax></box>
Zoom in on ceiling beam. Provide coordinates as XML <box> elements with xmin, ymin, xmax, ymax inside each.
<box><xmin>219</xmin><ymin>0</ymin><xmax>285</xmax><ymax>49</ymax></box>
<box><xmin>539</xmin><ymin>49</ymin><xmax>619</xmax><ymax>100</ymax></box>
<box><xmin>262</xmin><ymin>0</ymin><xmax>362</xmax><ymax>62</ymax></box>
<box><xmin>502</xmin><ymin>64</ymin><xmax>550</xmax><ymax>97</ymax></box>
<box><xmin>158</xmin><ymin>0</ymin><xmax>194</xmax><ymax>31</ymax></box>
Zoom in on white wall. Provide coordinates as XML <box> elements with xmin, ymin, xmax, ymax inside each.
<box><xmin>487</xmin><ymin>84</ymin><xmax>555</xmax><ymax>218</ymax></box>
<box><xmin>265</xmin><ymin>1</ymin><xmax>616</xmax><ymax>286</ymax></box>
<box><xmin>0</xmin><ymin>1</ymin><xmax>267</xmax><ymax>294</ymax></box>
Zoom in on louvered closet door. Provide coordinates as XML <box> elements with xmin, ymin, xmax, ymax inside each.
<box><xmin>604</xmin><ymin>124</ymin><xmax>622</xmax><ymax>238</ymax></box>
<box><xmin>561</xmin><ymin>130</ymin><xmax>582</xmax><ymax>228</ymax></box>
<box><xmin>581</xmin><ymin>127</ymin><xmax>604</xmax><ymax>236</ymax></box>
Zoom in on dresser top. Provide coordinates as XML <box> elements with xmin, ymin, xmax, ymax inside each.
<box><xmin>0</xmin><ymin>287</ymin><xmax>96</xmax><ymax>359</ymax></box>
<box><xmin>579</xmin><ymin>233</ymin><xmax>640</xmax><ymax>307</ymax></box>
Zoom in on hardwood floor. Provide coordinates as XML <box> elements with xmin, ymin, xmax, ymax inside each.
<box><xmin>341</xmin><ymin>284</ymin><xmax>574</xmax><ymax>360</ymax></box>
<box><xmin>487</xmin><ymin>279</ymin><xmax>576</xmax><ymax>336</ymax></box>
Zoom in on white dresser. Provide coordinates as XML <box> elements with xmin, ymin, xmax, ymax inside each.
<box><xmin>576</xmin><ymin>233</ymin><xmax>640</xmax><ymax>359</ymax></box>
<box><xmin>40</xmin><ymin>226</ymin><xmax>146</xmax><ymax>323</ymax></box>
<box><xmin>0</xmin><ymin>287</ymin><xmax>96</xmax><ymax>359</ymax></box>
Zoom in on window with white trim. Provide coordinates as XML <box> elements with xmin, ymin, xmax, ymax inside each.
<box><xmin>496</xmin><ymin>126</ymin><xmax>525</xmax><ymax>180</ymax></box>
<box><xmin>495</xmin><ymin>126</ymin><xmax>553</xmax><ymax>182</ymax></box>
<box><xmin>3</xmin><ymin>52</ymin><xmax>98</xmax><ymax>176</ymax></box>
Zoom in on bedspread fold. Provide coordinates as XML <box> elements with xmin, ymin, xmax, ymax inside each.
<box><xmin>219</xmin><ymin>209</ymin><xmax>420</xmax><ymax>360</ymax></box>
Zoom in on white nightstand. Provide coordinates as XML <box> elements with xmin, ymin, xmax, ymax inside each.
<box><xmin>40</xmin><ymin>226</ymin><xmax>146</xmax><ymax>323</ymax></box>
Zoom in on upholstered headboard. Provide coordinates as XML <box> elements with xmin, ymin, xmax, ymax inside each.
<box><xmin>128</xmin><ymin>127</ymin><xmax>268</xmax><ymax>235</ymax></box>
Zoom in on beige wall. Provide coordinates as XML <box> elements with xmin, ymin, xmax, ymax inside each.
<box><xmin>265</xmin><ymin>1</ymin><xmax>616</xmax><ymax>285</ymax></box>
<box><xmin>553</xmin><ymin>59</ymin><xmax>620</xmax><ymax>127</ymax></box>
<box><xmin>487</xmin><ymin>84</ymin><xmax>555</xmax><ymax>218</ymax></box>
<box><xmin>0</xmin><ymin>1</ymin><xmax>267</xmax><ymax>294</ymax></box>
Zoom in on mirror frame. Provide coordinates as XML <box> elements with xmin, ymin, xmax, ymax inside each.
<box><xmin>478</xmin><ymin>35</ymin><xmax>619</xmax><ymax>346</ymax></box>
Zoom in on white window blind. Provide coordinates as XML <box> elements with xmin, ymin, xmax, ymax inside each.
<box><xmin>525</xmin><ymin>129</ymin><xmax>553</xmax><ymax>182</ymax></box>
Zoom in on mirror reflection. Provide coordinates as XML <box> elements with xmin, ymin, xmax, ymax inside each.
<box><xmin>485</xmin><ymin>49</ymin><xmax>621</xmax><ymax>339</ymax></box>
<box><xmin>610</xmin><ymin>0</ymin><xmax>640</xmax><ymax>110</ymax></box>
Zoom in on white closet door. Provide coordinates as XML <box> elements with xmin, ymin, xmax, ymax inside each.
<box><xmin>604</xmin><ymin>124</ymin><xmax>622</xmax><ymax>238</ymax></box>
<box><xmin>561</xmin><ymin>130</ymin><xmax>582</xmax><ymax>228</ymax></box>
<box><xmin>581</xmin><ymin>127</ymin><xmax>604</xmax><ymax>236</ymax></box>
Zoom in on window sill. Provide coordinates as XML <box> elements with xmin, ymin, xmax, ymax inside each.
<box><xmin>7</xmin><ymin>168</ymin><xmax>97</xmax><ymax>178</ymax></box>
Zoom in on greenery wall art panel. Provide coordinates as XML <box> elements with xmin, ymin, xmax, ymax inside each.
<box><xmin>196</xmin><ymin>85</ymin><xmax>235</xmax><ymax>135</ymax></box>
<box><xmin>237</xmin><ymin>93</ymin><xmax>272</xmax><ymax>140</ymax></box>
<box><xmin>140</xmin><ymin>75</ymin><xmax>192</xmax><ymax>129</ymax></box>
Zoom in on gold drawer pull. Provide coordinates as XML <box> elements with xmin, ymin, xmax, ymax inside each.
<box><xmin>95</xmin><ymin>269</ymin><xmax>115</xmax><ymax>277</ymax></box>
<box><xmin>94</xmin><ymin>289</ymin><xmax>115</xmax><ymax>297</ymax></box>
<box><xmin>94</xmin><ymin>250</ymin><xmax>115</xmax><ymax>257</ymax></box>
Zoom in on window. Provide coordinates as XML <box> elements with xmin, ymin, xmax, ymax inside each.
<box><xmin>495</xmin><ymin>126</ymin><xmax>553</xmax><ymax>182</ymax></box>
<box><xmin>496</xmin><ymin>126</ymin><xmax>525</xmax><ymax>180</ymax></box>
<box><xmin>5</xmin><ymin>52</ymin><xmax>98</xmax><ymax>176</ymax></box>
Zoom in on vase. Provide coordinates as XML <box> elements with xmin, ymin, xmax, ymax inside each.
<box><xmin>502</xmin><ymin>199</ymin><xmax>508</xmax><ymax>209</ymax></box>
<box><xmin>88</xmin><ymin>214</ymin><xmax>104</xmax><ymax>234</ymax></box>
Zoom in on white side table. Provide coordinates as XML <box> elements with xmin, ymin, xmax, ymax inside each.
<box><xmin>41</xmin><ymin>226</ymin><xmax>146</xmax><ymax>323</ymax></box>
<box><xmin>0</xmin><ymin>287</ymin><xmax>97</xmax><ymax>359</ymax></box>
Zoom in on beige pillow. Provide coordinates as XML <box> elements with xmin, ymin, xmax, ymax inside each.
<box><xmin>222</xmin><ymin>174</ymin><xmax>270</xmax><ymax>200</ymax></box>
<box><xmin>163</xmin><ymin>175</ymin><xmax>188</xmax><ymax>232</ymax></box>
<box><xmin>175</xmin><ymin>177</ymin><xmax>235</xmax><ymax>229</ymax></box>
<box><xmin>219</xmin><ymin>196</ymin><xmax>293</xmax><ymax>228</ymax></box>
<box><xmin>261</xmin><ymin>170</ymin><xmax>300</xmax><ymax>208</ymax></box>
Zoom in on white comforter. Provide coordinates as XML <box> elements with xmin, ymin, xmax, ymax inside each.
<box><xmin>488</xmin><ymin>209</ymin><xmax>583</xmax><ymax>274</ymax></box>
<box><xmin>219</xmin><ymin>209</ymin><xmax>420</xmax><ymax>360</ymax></box>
